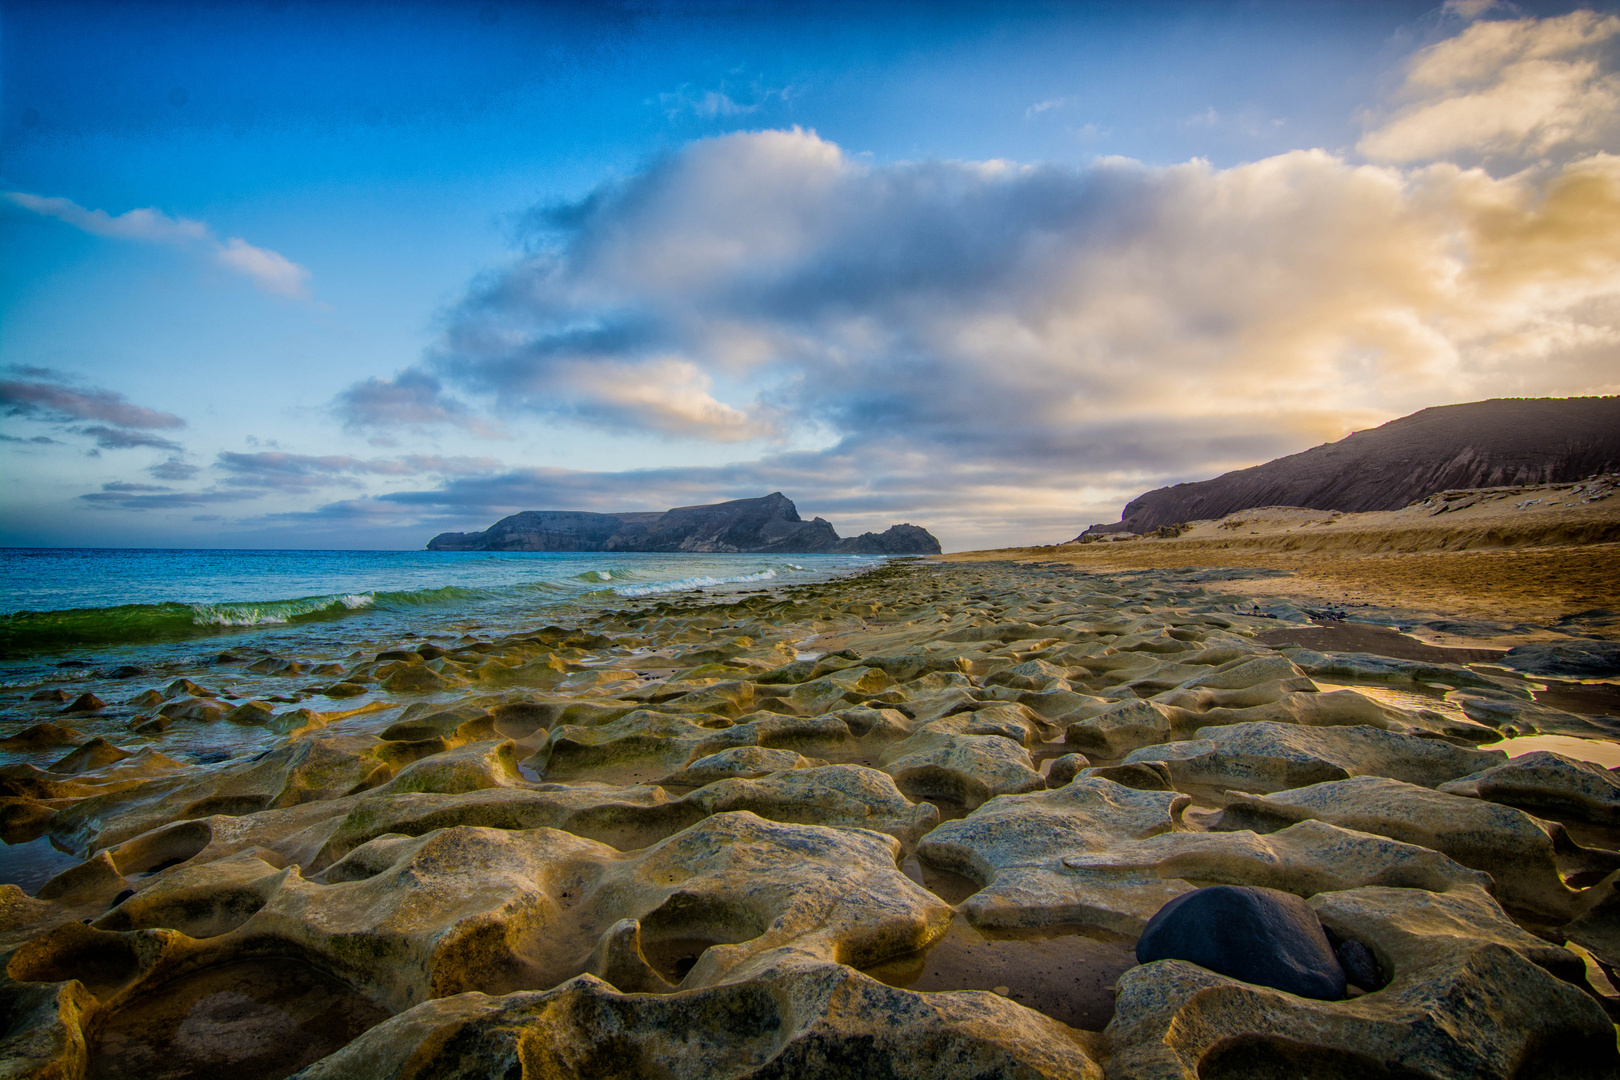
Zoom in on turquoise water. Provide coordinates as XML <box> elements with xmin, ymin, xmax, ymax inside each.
<box><xmin>0</xmin><ymin>548</ymin><xmax>879</xmax><ymax>658</ymax></box>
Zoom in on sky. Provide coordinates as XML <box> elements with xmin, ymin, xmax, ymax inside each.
<box><xmin>3</xmin><ymin>0</ymin><xmax>1619</xmax><ymax>552</ymax></box>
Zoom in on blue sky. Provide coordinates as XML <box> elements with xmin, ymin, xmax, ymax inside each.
<box><xmin>4</xmin><ymin>0</ymin><xmax>1619</xmax><ymax>551</ymax></box>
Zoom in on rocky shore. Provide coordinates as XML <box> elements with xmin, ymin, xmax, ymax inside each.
<box><xmin>2</xmin><ymin>557</ymin><xmax>1619</xmax><ymax>1078</ymax></box>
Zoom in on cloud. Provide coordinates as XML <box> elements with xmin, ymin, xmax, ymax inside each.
<box><xmin>0</xmin><ymin>369</ymin><xmax>184</xmax><ymax>429</ymax></box>
<box><xmin>3</xmin><ymin>192</ymin><xmax>312</xmax><ymax>299</ymax></box>
<box><xmin>1360</xmin><ymin>11</ymin><xmax>1620</xmax><ymax>162</ymax></box>
<box><xmin>1026</xmin><ymin>97</ymin><xmax>1075</xmax><ymax>118</ymax></box>
<box><xmin>332</xmin><ymin>368</ymin><xmax>495</xmax><ymax>435</ymax></box>
<box><xmin>78</xmin><ymin>489</ymin><xmax>257</xmax><ymax>511</ymax></box>
<box><xmin>1443</xmin><ymin>0</ymin><xmax>1506</xmax><ymax>18</ymax></box>
<box><xmin>100</xmin><ymin>481</ymin><xmax>171</xmax><ymax>493</ymax></box>
<box><xmin>77</xmin><ymin>426</ymin><xmax>185</xmax><ymax>451</ymax></box>
<box><xmin>213</xmin><ymin>237</ymin><xmax>312</xmax><ymax>300</ymax></box>
<box><xmin>148</xmin><ymin>457</ymin><xmax>200</xmax><ymax>481</ymax></box>
<box><xmin>214</xmin><ymin>450</ymin><xmax>504</xmax><ymax>490</ymax></box>
<box><xmin>0</xmin><ymin>433</ymin><xmax>61</xmax><ymax>445</ymax></box>
<box><xmin>658</xmin><ymin>81</ymin><xmax>791</xmax><ymax>121</ymax></box>
<box><xmin>392</xmin><ymin>122</ymin><xmax>1617</xmax><ymax>535</ymax></box>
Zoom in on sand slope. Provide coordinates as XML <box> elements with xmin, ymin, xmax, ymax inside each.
<box><xmin>949</xmin><ymin>476</ymin><xmax>1620</xmax><ymax>634</ymax></box>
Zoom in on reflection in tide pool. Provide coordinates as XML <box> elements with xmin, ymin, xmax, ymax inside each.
<box><xmin>1495</xmin><ymin>734</ymin><xmax>1620</xmax><ymax>769</ymax></box>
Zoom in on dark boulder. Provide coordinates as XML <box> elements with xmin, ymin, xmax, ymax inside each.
<box><xmin>1135</xmin><ymin>885</ymin><xmax>1347</xmax><ymax>1000</ymax></box>
<box><xmin>1335</xmin><ymin>938</ymin><xmax>1383</xmax><ymax>991</ymax></box>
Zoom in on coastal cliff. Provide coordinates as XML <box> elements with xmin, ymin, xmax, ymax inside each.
<box><xmin>426</xmin><ymin>492</ymin><xmax>942</xmax><ymax>554</ymax></box>
<box><xmin>1083</xmin><ymin>396</ymin><xmax>1620</xmax><ymax>536</ymax></box>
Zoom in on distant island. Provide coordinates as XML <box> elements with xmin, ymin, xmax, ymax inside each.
<box><xmin>426</xmin><ymin>492</ymin><xmax>942</xmax><ymax>554</ymax></box>
<box><xmin>1081</xmin><ymin>396</ymin><xmax>1620</xmax><ymax>537</ymax></box>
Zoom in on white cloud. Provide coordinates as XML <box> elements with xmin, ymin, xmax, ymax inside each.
<box><xmin>4</xmin><ymin>192</ymin><xmax>312</xmax><ymax>299</ymax></box>
<box><xmin>389</xmin><ymin>122</ymin><xmax>1619</xmax><ymax>545</ymax></box>
<box><xmin>213</xmin><ymin>237</ymin><xmax>312</xmax><ymax>299</ymax></box>
<box><xmin>1360</xmin><ymin>11</ymin><xmax>1620</xmax><ymax>162</ymax></box>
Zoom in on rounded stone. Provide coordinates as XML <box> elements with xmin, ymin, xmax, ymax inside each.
<box><xmin>1135</xmin><ymin>884</ymin><xmax>1347</xmax><ymax>1000</ymax></box>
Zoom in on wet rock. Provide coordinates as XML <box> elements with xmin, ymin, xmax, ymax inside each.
<box><xmin>0</xmin><ymin>722</ymin><xmax>81</xmax><ymax>749</ymax></box>
<box><xmin>1438</xmin><ymin>750</ymin><xmax>1620</xmax><ymax>825</ymax></box>
<box><xmin>377</xmin><ymin>704</ymin><xmax>494</xmax><ymax>743</ymax></box>
<box><xmin>917</xmin><ymin>778</ymin><xmax>1187</xmax><ymax>932</ymax></box>
<box><xmin>658</xmin><ymin>746</ymin><xmax>824</xmax><ymax>785</ymax></box>
<box><xmin>1220</xmin><ymin>776</ymin><xmax>1584</xmax><ymax>918</ymax></box>
<box><xmin>684</xmin><ymin>764</ymin><xmax>941</xmax><ymax>845</ymax></box>
<box><xmin>1451</xmin><ymin>692</ymin><xmax>1617</xmax><ymax>738</ymax></box>
<box><xmin>879</xmin><ymin>730</ymin><xmax>1045</xmax><ymax>808</ymax></box>
<box><xmin>382</xmin><ymin>739</ymin><xmax>519</xmax><ymax>795</ymax></box>
<box><xmin>60</xmin><ymin>693</ymin><xmax>105</xmax><ymax>714</ymax></box>
<box><xmin>1134</xmin><ymin>884</ymin><xmax>1346</xmax><ymax>1000</ymax></box>
<box><xmin>158</xmin><ymin>696</ymin><xmax>227</xmax><ymax>723</ymax></box>
<box><xmin>309</xmin><ymin>784</ymin><xmax>705</xmax><ymax>868</ymax></box>
<box><xmin>381</xmin><ymin>665</ymin><xmax>455</xmax><ymax>693</ymax></box>
<box><xmin>295</xmin><ymin>958</ymin><xmax>1102</xmax><ymax>1080</ymax></box>
<box><xmin>1125</xmin><ymin>722</ymin><xmax>1503</xmax><ymax>794</ymax></box>
<box><xmin>1565</xmin><ymin>870</ymin><xmax>1620</xmax><ymax>971</ymax></box>
<box><xmin>48</xmin><ymin>738</ymin><xmax>133</xmax><ymax>775</ymax></box>
<box><xmin>1045</xmin><ymin>753</ymin><xmax>1091</xmax><ymax>787</ymax></box>
<box><xmin>1108</xmin><ymin>884</ymin><xmax>1616</xmax><ymax>1080</ymax></box>
<box><xmin>93</xmin><ymin>850</ymin><xmax>288</xmax><ymax>937</ymax></box>
<box><xmin>1065</xmin><ymin>700</ymin><xmax>1179</xmax><ymax>757</ymax></box>
<box><xmin>222</xmin><ymin>700</ymin><xmax>275</xmax><ymax>725</ymax></box>
<box><xmin>1501</xmin><ymin>640</ymin><xmax>1620</xmax><ymax>678</ymax></box>
<box><xmin>48</xmin><ymin>735</ymin><xmax>394</xmax><ymax>853</ymax></box>
<box><xmin>1077</xmin><ymin>761</ymin><xmax>1176</xmax><ymax>791</ymax></box>
<box><xmin>1332</xmin><ymin>933</ymin><xmax>1383</xmax><ymax>990</ymax></box>
<box><xmin>322</xmin><ymin>681</ymin><xmax>369</xmax><ymax>698</ymax></box>
<box><xmin>241</xmin><ymin>812</ymin><xmax>951</xmax><ymax>1011</ymax></box>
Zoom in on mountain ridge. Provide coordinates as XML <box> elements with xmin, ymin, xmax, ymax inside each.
<box><xmin>426</xmin><ymin>492</ymin><xmax>942</xmax><ymax>554</ymax></box>
<box><xmin>1081</xmin><ymin>396</ymin><xmax>1620</xmax><ymax>537</ymax></box>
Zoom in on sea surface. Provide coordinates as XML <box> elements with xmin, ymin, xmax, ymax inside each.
<box><xmin>0</xmin><ymin>547</ymin><xmax>879</xmax><ymax>666</ymax></box>
<box><xmin>0</xmin><ymin>547</ymin><xmax>881</xmax><ymax>890</ymax></box>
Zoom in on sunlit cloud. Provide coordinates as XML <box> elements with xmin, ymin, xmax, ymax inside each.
<box><xmin>1360</xmin><ymin>10</ymin><xmax>1620</xmax><ymax>163</ymax></box>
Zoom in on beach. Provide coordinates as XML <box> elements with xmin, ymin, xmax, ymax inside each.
<box><xmin>1</xmin><ymin>496</ymin><xmax>1618</xmax><ymax>1077</ymax></box>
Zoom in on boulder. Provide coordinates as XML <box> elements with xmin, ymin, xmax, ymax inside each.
<box><xmin>1106</xmin><ymin>884</ymin><xmax>1617</xmax><ymax>1080</ymax></box>
<box><xmin>1134</xmin><ymin>884</ymin><xmax>1346</xmax><ymax>1000</ymax></box>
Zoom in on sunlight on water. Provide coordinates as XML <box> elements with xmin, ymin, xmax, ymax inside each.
<box><xmin>1494</xmin><ymin>735</ymin><xmax>1620</xmax><ymax>769</ymax></box>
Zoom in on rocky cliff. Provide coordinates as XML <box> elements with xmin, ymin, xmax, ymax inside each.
<box><xmin>427</xmin><ymin>492</ymin><xmax>942</xmax><ymax>554</ymax></box>
<box><xmin>1084</xmin><ymin>396</ymin><xmax>1620</xmax><ymax>536</ymax></box>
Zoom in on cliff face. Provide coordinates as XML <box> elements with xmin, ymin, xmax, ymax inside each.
<box><xmin>426</xmin><ymin>492</ymin><xmax>943</xmax><ymax>555</ymax></box>
<box><xmin>1086</xmin><ymin>396</ymin><xmax>1620</xmax><ymax>535</ymax></box>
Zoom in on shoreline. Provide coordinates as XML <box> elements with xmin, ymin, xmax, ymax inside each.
<box><xmin>1</xmin><ymin>554</ymin><xmax>1617</xmax><ymax>1076</ymax></box>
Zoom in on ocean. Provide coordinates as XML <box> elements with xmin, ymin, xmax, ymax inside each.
<box><xmin>0</xmin><ymin>546</ymin><xmax>880</xmax><ymax>670</ymax></box>
<box><xmin>0</xmin><ymin>547</ymin><xmax>884</xmax><ymax>887</ymax></box>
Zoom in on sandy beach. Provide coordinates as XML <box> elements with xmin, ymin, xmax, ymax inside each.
<box><xmin>3</xmin><ymin>488</ymin><xmax>1619</xmax><ymax>1076</ymax></box>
